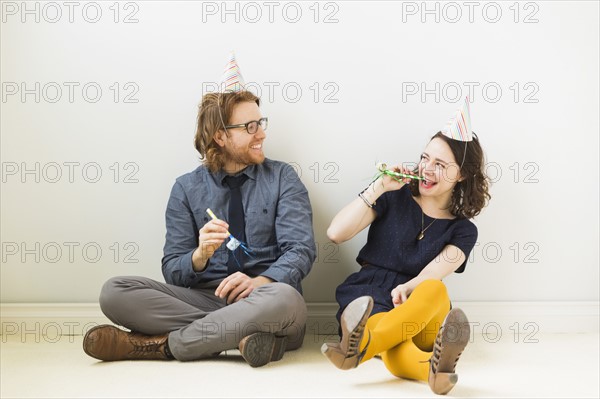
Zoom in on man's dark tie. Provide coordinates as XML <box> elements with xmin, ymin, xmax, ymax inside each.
<box><xmin>224</xmin><ymin>174</ymin><xmax>249</xmax><ymax>275</ymax></box>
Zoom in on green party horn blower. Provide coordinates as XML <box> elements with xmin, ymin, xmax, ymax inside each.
<box><xmin>374</xmin><ymin>162</ymin><xmax>424</xmax><ymax>182</ymax></box>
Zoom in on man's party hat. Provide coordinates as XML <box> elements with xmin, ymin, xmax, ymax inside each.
<box><xmin>219</xmin><ymin>51</ymin><xmax>245</xmax><ymax>93</ymax></box>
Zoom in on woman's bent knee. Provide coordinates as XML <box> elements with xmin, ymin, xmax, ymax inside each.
<box><xmin>417</xmin><ymin>279</ymin><xmax>447</xmax><ymax>296</ymax></box>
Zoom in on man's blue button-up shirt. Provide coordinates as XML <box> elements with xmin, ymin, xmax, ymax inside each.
<box><xmin>161</xmin><ymin>158</ymin><xmax>316</xmax><ymax>293</ymax></box>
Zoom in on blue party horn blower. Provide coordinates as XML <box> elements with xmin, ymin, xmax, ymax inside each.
<box><xmin>206</xmin><ymin>208</ymin><xmax>253</xmax><ymax>255</ymax></box>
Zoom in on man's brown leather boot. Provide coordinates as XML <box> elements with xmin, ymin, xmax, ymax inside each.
<box><xmin>238</xmin><ymin>332</ymin><xmax>287</xmax><ymax>368</ymax></box>
<box><xmin>83</xmin><ymin>324</ymin><xmax>172</xmax><ymax>361</ymax></box>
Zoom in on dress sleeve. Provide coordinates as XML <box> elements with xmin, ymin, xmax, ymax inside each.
<box><xmin>449</xmin><ymin>220</ymin><xmax>478</xmax><ymax>273</ymax></box>
<box><xmin>372</xmin><ymin>188</ymin><xmax>390</xmax><ymax>218</ymax></box>
<box><xmin>372</xmin><ymin>185</ymin><xmax>411</xmax><ymax>219</ymax></box>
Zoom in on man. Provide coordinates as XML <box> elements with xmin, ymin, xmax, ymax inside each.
<box><xmin>83</xmin><ymin>54</ymin><xmax>316</xmax><ymax>367</ymax></box>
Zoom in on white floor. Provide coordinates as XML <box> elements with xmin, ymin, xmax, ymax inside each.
<box><xmin>1</xmin><ymin>331</ymin><xmax>598</xmax><ymax>398</ymax></box>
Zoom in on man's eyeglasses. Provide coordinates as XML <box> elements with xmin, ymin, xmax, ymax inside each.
<box><xmin>225</xmin><ymin>117</ymin><xmax>268</xmax><ymax>135</ymax></box>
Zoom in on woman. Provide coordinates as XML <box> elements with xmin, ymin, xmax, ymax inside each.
<box><xmin>322</xmin><ymin>128</ymin><xmax>491</xmax><ymax>395</ymax></box>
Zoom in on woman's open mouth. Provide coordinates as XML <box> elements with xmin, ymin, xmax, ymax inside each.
<box><xmin>420</xmin><ymin>179</ymin><xmax>437</xmax><ymax>189</ymax></box>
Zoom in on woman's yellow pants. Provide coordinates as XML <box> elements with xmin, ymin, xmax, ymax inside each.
<box><xmin>358</xmin><ymin>279</ymin><xmax>451</xmax><ymax>381</ymax></box>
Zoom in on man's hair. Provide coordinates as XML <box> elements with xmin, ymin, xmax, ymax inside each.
<box><xmin>194</xmin><ymin>90</ymin><xmax>260</xmax><ymax>172</ymax></box>
<box><xmin>409</xmin><ymin>132</ymin><xmax>491</xmax><ymax>219</ymax></box>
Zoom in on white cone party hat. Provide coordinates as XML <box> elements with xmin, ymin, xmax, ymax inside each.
<box><xmin>441</xmin><ymin>96</ymin><xmax>473</xmax><ymax>142</ymax></box>
<box><xmin>219</xmin><ymin>51</ymin><xmax>245</xmax><ymax>93</ymax></box>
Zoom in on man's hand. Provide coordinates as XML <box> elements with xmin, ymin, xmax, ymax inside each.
<box><xmin>192</xmin><ymin>219</ymin><xmax>230</xmax><ymax>271</ymax></box>
<box><xmin>215</xmin><ymin>272</ymin><xmax>273</xmax><ymax>304</ymax></box>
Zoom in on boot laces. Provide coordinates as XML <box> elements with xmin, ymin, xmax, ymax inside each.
<box><xmin>429</xmin><ymin>325</ymin><xmax>462</xmax><ymax>374</ymax></box>
<box><xmin>347</xmin><ymin>328</ymin><xmax>362</xmax><ymax>356</ymax></box>
<box><xmin>129</xmin><ymin>335</ymin><xmax>164</xmax><ymax>357</ymax></box>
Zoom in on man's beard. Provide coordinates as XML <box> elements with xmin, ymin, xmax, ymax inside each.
<box><xmin>224</xmin><ymin>146</ymin><xmax>264</xmax><ymax>170</ymax></box>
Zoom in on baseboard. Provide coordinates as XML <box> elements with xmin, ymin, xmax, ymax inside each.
<box><xmin>1</xmin><ymin>302</ymin><xmax>598</xmax><ymax>339</ymax></box>
<box><xmin>306</xmin><ymin>301</ymin><xmax>600</xmax><ymax>336</ymax></box>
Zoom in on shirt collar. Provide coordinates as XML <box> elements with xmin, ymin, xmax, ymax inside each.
<box><xmin>214</xmin><ymin>163</ymin><xmax>259</xmax><ymax>186</ymax></box>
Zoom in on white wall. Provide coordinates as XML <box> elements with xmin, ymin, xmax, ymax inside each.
<box><xmin>1</xmin><ymin>1</ymin><xmax>598</xmax><ymax>303</ymax></box>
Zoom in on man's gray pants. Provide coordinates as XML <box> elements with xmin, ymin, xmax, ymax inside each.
<box><xmin>99</xmin><ymin>276</ymin><xmax>307</xmax><ymax>361</ymax></box>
